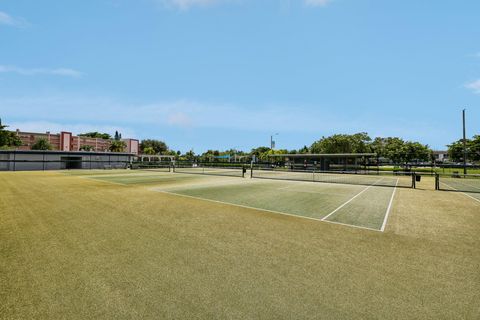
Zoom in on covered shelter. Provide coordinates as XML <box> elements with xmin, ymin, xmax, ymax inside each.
<box><xmin>264</xmin><ymin>153</ymin><xmax>378</xmax><ymax>172</ymax></box>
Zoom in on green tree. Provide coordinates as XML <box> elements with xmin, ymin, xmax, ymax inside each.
<box><xmin>163</xmin><ymin>149</ymin><xmax>179</xmax><ymax>156</ymax></box>
<box><xmin>79</xmin><ymin>145</ymin><xmax>94</xmax><ymax>151</ymax></box>
<box><xmin>448</xmin><ymin>135</ymin><xmax>480</xmax><ymax>163</ymax></box>
<box><xmin>447</xmin><ymin>139</ymin><xmax>470</xmax><ymax>162</ymax></box>
<box><xmin>370</xmin><ymin>137</ymin><xmax>387</xmax><ymax>158</ymax></box>
<box><xmin>109</xmin><ymin>140</ymin><xmax>126</xmax><ymax>152</ymax></box>
<box><xmin>143</xmin><ymin>147</ymin><xmax>156</xmax><ymax>155</ymax></box>
<box><xmin>31</xmin><ymin>138</ymin><xmax>52</xmax><ymax>150</ymax></box>
<box><xmin>372</xmin><ymin>137</ymin><xmax>430</xmax><ymax>164</ymax></box>
<box><xmin>199</xmin><ymin>150</ymin><xmax>220</xmax><ymax>162</ymax></box>
<box><xmin>404</xmin><ymin>141</ymin><xmax>431</xmax><ymax>163</ymax></box>
<box><xmin>385</xmin><ymin>138</ymin><xmax>408</xmax><ymax>163</ymax></box>
<box><xmin>259</xmin><ymin>149</ymin><xmax>288</xmax><ymax>161</ymax></box>
<box><xmin>250</xmin><ymin>146</ymin><xmax>270</xmax><ymax>157</ymax></box>
<box><xmin>140</xmin><ymin>139</ymin><xmax>168</xmax><ymax>154</ymax></box>
<box><xmin>184</xmin><ymin>149</ymin><xmax>196</xmax><ymax>161</ymax></box>
<box><xmin>298</xmin><ymin>145</ymin><xmax>310</xmax><ymax>154</ymax></box>
<box><xmin>78</xmin><ymin>132</ymin><xmax>112</xmax><ymax>139</ymax></box>
<box><xmin>310</xmin><ymin>133</ymin><xmax>372</xmax><ymax>154</ymax></box>
<box><xmin>470</xmin><ymin>135</ymin><xmax>480</xmax><ymax>162</ymax></box>
<box><xmin>114</xmin><ymin>131</ymin><xmax>122</xmax><ymax>141</ymax></box>
<box><xmin>0</xmin><ymin>118</ymin><xmax>6</xmax><ymax>132</ymax></box>
<box><xmin>0</xmin><ymin>118</ymin><xmax>22</xmax><ymax>148</ymax></box>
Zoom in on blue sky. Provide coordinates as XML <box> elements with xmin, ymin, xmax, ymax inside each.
<box><xmin>0</xmin><ymin>0</ymin><xmax>479</xmax><ymax>152</ymax></box>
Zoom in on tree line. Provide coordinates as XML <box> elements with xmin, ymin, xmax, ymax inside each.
<box><xmin>189</xmin><ymin>133</ymin><xmax>433</xmax><ymax>164</ymax></box>
<box><xmin>0</xmin><ymin>117</ymin><xmax>478</xmax><ymax>163</ymax></box>
<box><xmin>447</xmin><ymin>136</ymin><xmax>480</xmax><ymax>163</ymax></box>
<box><xmin>167</xmin><ymin>133</ymin><xmax>478</xmax><ymax>165</ymax></box>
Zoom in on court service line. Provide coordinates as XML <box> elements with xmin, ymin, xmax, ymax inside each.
<box><xmin>452</xmin><ymin>179</ymin><xmax>480</xmax><ymax>191</ymax></box>
<box><xmin>441</xmin><ymin>182</ymin><xmax>480</xmax><ymax>204</ymax></box>
<box><xmin>153</xmin><ymin>189</ymin><xmax>382</xmax><ymax>232</ymax></box>
<box><xmin>321</xmin><ymin>219</ymin><xmax>381</xmax><ymax>233</ymax></box>
<box><xmin>321</xmin><ymin>177</ymin><xmax>385</xmax><ymax>222</ymax></box>
<box><xmin>80</xmin><ymin>176</ymin><xmax>129</xmax><ymax>186</ymax></box>
<box><xmin>380</xmin><ymin>178</ymin><xmax>399</xmax><ymax>232</ymax></box>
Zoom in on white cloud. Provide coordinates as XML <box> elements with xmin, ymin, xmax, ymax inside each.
<box><xmin>160</xmin><ymin>0</ymin><xmax>227</xmax><ymax>10</ymax></box>
<box><xmin>0</xmin><ymin>65</ymin><xmax>83</xmax><ymax>78</ymax></box>
<box><xmin>0</xmin><ymin>94</ymin><xmax>451</xmax><ymax>152</ymax></box>
<box><xmin>465</xmin><ymin>79</ymin><xmax>480</xmax><ymax>94</ymax></box>
<box><xmin>304</xmin><ymin>0</ymin><xmax>331</xmax><ymax>7</ymax></box>
<box><xmin>0</xmin><ymin>94</ymin><xmax>430</xmax><ymax>138</ymax></box>
<box><xmin>0</xmin><ymin>95</ymin><xmax>336</xmax><ymax>133</ymax></box>
<box><xmin>160</xmin><ymin>0</ymin><xmax>331</xmax><ymax>10</ymax></box>
<box><xmin>0</xmin><ymin>11</ymin><xmax>27</xmax><ymax>27</ymax></box>
<box><xmin>167</xmin><ymin>112</ymin><xmax>193</xmax><ymax>127</ymax></box>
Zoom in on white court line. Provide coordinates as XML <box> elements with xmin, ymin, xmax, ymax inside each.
<box><xmin>380</xmin><ymin>178</ymin><xmax>399</xmax><ymax>232</ymax></box>
<box><xmin>321</xmin><ymin>219</ymin><xmax>382</xmax><ymax>232</ymax></box>
<box><xmin>277</xmin><ymin>188</ymin><xmax>355</xmax><ymax>196</ymax></box>
<box><xmin>153</xmin><ymin>189</ymin><xmax>382</xmax><ymax>232</ymax></box>
<box><xmin>451</xmin><ymin>179</ymin><xmax>480</xmax><ymax>191</ymax></box>
<box><xmin>79</xmin><ymin>173</ymin><xmax>387</xmax><ymax>232</ymax></box>
<box><xmin>462</xmin><ymin>193</ymin><xmax>480</xmax><ymax>204</ymax></box>
<box><xmin>81</xmin><ymin>176</ymin><xmax>129</xmax><ymax>186</ymax></box>
<box><xmin>321</xmin><ymin>177</ymin><xmax>385</xmax><ymax>222</ymax></box>
<box><xmin>441</xmin><ymin>182</ymin><xmax>480</xmax><ymax>204</ymax></box>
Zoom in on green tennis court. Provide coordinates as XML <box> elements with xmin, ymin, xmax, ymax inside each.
<box><xmin>437</xmin><ymin>174</ymin><xmax>480</xmax><ymax>202</ymax></box>
<box><xmin>1</xmin><ymin>170</ymin><xmax>479</xmax><ymax>319</ymax></box>
<box><xmin>85</xmin><ymin>170</ymin><xmax>398</xmax><ymax>231</ymax></box>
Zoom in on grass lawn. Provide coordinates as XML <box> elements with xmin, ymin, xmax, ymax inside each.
<box><xmin>1</xmin><ymin>171</ymin><xmax>479</xmax><ymax>319</ymax></box>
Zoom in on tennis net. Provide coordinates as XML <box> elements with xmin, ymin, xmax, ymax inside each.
<box><xmin>131</xmin><ymin>163</ymin><xmax>171</xmax><ymax>172</ymax></box>
<box><xmin>174</xmin><ymin>164</ymin><xmax>245</xmax><ymax>178</ymax></box>
<box><xmin>436</xmin><ymin>173</ymin><xmax>480</xmax><ymax>193</ymax></box>
<box><xmin>251</xmin><ymin>167</ymin><xmax>415</xmax><ymax>188</ymax></box>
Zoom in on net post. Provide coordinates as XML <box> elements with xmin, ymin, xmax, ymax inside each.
<box><xmin>250</xmin><ymin>161</ymin><xmax>253</xmax><ymax>178</ymax></box>
<box><xmin>435</xmin><ymin>173</ymin><xmax>440</xmax><ymax>190</ymax></box>
<box><xmin>412</xmin><ymin>172</ymin><xmax>416</xmax><ymax>189</ymax></box>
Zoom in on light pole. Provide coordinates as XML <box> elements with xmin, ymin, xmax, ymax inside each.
<box><xmin>463</xmin><ymin>109</ymin><xmax>467</xmax><ymax>175</ymax></box>
<box><xmin>270</xmin><ymin>133</ymin><xmax>279</xmax><ymax>150</ymax></box>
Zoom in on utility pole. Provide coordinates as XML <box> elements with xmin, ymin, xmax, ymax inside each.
<box><xmin>270</xmin><ymin>133</ymin><xmax>278</xmax><ymax>150</ymax></box>
<box><xmin>463</xmin><ymin>109</ymin><xmax>467</xmax><ymax>175</ymax></box>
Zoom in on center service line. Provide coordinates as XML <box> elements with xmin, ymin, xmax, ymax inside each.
<box><xmin>321</xmin><ymin>177</ymin><xmax>385</xmax><ymax>222</ymax></box>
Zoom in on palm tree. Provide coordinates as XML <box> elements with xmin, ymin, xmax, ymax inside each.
<box><xmin>143</xmin><ymin>147</ymin><xmax>156</xmax><ymax>155</ymax></box>
<box><xmin>31</xmin><ymin>138</ymin><xmax>52</xmax><ymax>150</ymax></box>
<box><xmin>109</xmin><ymin>140</ymin><xmax>126</xmax><ymax>152</ymax></box>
